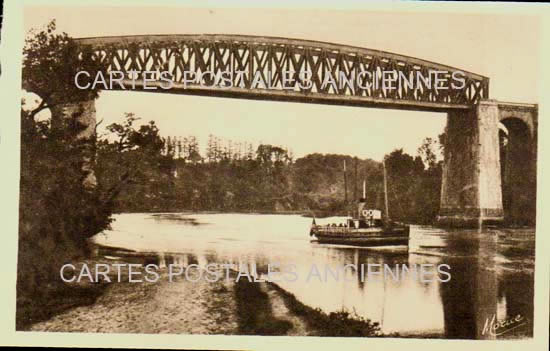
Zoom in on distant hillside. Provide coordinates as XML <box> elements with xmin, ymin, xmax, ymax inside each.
<box><xmin>96</xmin><ymin>115</ymin><xmax>443</xmax><ymax>224</ymax></box>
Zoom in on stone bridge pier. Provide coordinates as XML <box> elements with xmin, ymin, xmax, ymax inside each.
<box><xmin>49</xmin><ymin>99</ymin><xmax>98</xmax><ymax>189</ymax></box>
<box><xmin>438</xmin><ymin>100</ymin><xmax>537</xmax><ymax>227</ymax></box>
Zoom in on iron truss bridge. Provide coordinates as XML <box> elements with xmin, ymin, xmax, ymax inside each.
<box><xmin>75</xmin><ymin>34</ymin><xmax>489</xmax><ymax>112</ymax></box>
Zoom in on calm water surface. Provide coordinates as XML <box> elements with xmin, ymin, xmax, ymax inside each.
<box><xmin>91</xmin><ymin>213</ymin><xmax>535</xmax><ymax>339</ymax></box>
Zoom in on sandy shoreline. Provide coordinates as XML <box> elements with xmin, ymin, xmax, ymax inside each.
<box><xmin>26</xmin><ymin>262</ymin><xmax>239</xmax><ymax>334</ymax></box>
<box><xmin>21</xmin><ymin>254</ymin><xmax>384</xmax><ymax>336</ymax></box>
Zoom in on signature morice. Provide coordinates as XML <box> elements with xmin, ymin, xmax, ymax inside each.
<box><xmin>482</xmin><ymin>314</ymin><xmax>527</xmax><ymax>337</ymax></box>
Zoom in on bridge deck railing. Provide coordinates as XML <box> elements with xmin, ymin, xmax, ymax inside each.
<box><xmin>75</xmin><ymin>34</ymin><xmax>489</xmax><ymax>111</ymax></box>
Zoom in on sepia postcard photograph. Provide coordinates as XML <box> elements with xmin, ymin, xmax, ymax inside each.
<box><xmin>0</xmin><ymin>0</ymin><xmax>549</xmax><ymax>350</ymax></box>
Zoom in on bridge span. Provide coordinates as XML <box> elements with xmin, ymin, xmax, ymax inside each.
<box><xmin>48</xmin><ymin>35</ymin><xmax>536</xmax><ymax>227</ymax></box>
<box><xmin>74</xmin><ymin>34</ymin><xmax>489</xmax><ymax>112</ymax></box>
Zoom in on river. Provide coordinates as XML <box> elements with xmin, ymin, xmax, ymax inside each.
<box><xmin>91</xmin><ymin>212</ymin><xmax>535</xmax><ymax>339</ymax></box>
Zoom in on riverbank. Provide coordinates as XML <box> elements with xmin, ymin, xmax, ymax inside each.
<box><xmin>110</xmin><ymin>208</ymin><xmax>354</xmax><ymax>219</ymax></box>
<box><xmin>113</xmin><ymin>209</ymin><xmax>311</xmax><ymax>216</ymax></box>
<box><xmin>20</xmin><ymin>248</ymin><xmax>383</xmax><ymax>336</ymax></box>
<box><xmin>20</xmin><ymin>256</ymin><xmax>239</xmax><ymax>334</ymax></box>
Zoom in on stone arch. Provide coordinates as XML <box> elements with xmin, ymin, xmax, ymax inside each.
<box><xmin>498</xmin><ymin>115</ymin><xmax>536</xmax><ymax>225</ymax></box>
<box><xmin>498</xmin><ymin>108</ymin><xmax>536</xmax><ymax>139</ymax></box>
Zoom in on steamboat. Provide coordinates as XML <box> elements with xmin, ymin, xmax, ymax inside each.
<box><xmin>309</xmin><ymin>160</ymin><xmax>410</xmax><ymax>247</ymax></box>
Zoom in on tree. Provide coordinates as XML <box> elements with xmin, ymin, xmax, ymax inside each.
<box><xmin>96</xmin><ymin>113</ymin><xmax>176</xmax><ymax>212</ymax></box>
<box><xmin>417</xmin><ymin>137</ymin><xmax>441</xmax><ymax>169</ymax></box>
<box><xmin>22</xmin><ymin>20</ymin><xmax>105</xmax><ymax>115</ymax></box>
<box><xmin>130</xmin><ymin>121</ymin><xmax>165</xmax><ymax>154</ymax></box>
<box><xmin>384</xmin><ymin>149</ymin><xmax>424</xmax><ymax>221</ymax></box>
<box><xmin>106</xmin><ymin>112</ymin><xmax>140</xmax><ymax>152</ymax></box>
<box><xmin>18</xmin><ymin>20</ymin><xmax>112</xmax><ymax>327</ymax></box>
<box><xmin>186</xmin><ymin>136</ymin><xmax>202</xmax><ymax>164</ymax></box>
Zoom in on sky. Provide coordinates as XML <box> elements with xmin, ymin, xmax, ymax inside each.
<box><xmin>23</xmin><ymin>5</ymin><xmax>541</xmax><ymax>160</ymax></box>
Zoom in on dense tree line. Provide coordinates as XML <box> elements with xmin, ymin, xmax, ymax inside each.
<box><xmin>96</xmin><ymin>113</ymin><xmax>444</xmax><ymax>223</ymax></box>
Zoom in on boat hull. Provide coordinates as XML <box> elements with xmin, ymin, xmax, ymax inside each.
<box><xmin>311</xmin><ymin>226</ymin><xmax>410</xmax><ymax>247</ymax></box>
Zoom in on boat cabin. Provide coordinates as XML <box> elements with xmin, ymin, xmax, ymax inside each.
<box><xmin>347</xmin><ymin>199</ymin><xmax>383</xmax><ymax>228</ymax></box>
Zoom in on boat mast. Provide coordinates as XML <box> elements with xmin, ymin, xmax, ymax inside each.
<box><xmin>359</xmin><ymin>179</ymin><xmax>366</xmax><ymax>218</ymax></box>
<box><xmin>354</xmin><ymin>157</ymin><xmax>358</xmax><ymax>202</ymax></box>
<box><xmin>343</xmin><ymin>160</ymin><xmax>348</xmax><ymax>214</ymax></box>
<box><xmin>382</xmin><ymin>159</ymin><xmax>390</xmax><ymax>221</ymax></box>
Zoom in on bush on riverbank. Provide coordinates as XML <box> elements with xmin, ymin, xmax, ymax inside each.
<box><xmin>268</xmin><ymin>282</ymin><xmax>382</xmax><ymax>337</ymax></box>
<box><xmin>234</xmin><ymin>279</ymin><xmax>293</xmax><ymax>335</ymax></box>
<box><xmin>234</xmin><ymin>278</ymin><xmax>382</xmax><ymax>337</ymax></box>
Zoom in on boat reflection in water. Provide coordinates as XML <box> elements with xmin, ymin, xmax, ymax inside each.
<box><xmin>93</xmin><ymin>213</ymin><xmax>534</xmax><ymax>339</ymax></box>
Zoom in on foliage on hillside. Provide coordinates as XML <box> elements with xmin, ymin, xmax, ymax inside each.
<box><xmin>96</xmin><ymin>113</ymin><xmax>443</xmax><ymax>223</ymax></box>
